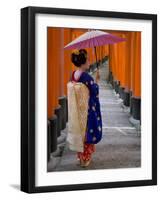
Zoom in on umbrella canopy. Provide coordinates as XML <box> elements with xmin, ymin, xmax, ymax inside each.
<box><xmin>64</xmin><ymin>29</ymin><xmax>126</xmax><ymax>69</ymax></box>
<box><xmin>64</xmin><ymin>29</ymin><xmax>126</xmax><ymax>49</ymax></box>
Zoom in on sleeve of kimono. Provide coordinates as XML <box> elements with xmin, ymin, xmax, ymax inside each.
<box><xmin>84</xmin><ymin>74</ymin><xmax>99</xmax><ymax>97</ymax></box>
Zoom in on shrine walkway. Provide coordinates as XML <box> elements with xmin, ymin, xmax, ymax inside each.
<box><xmin>48</xmin><ymin>61</ymin><xmax>141</xmax><ymax>172</ymax></box>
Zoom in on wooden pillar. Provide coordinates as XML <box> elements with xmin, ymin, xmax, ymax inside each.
<box><xmin>63</xmin><ymin>28</ymin><xmax>72</xmax><ymax>95</ymax></box>
<box><xmin>47</xmin><ymin>27</ymin><xmax>60</xmax><ymax>118</ymax></box>
<box><xmin>123</xmin><ymin>32</ymin><xmax>132</xmax><ymax>106</ymax></box>
<box><xmin>87</xmin><ymin>47</ymin><xmax>94</xmax><ymax>65</ymax></box>
<box><xmin>130</xmin><ymin>31</ymin><xmax>141</xmax><ymax>98</ymax></box>
<box><xmin>92</xmin><ymin>47</ymin><xmax>95</xmax><ymax>64</ymax></box>
<box><xmin>109</xmin><ymin>44</ymin><xmax>117</xmax><ymax>85</ymax></box>
<box><xmin>117</xmin><ymin>33</ymin><xmax>126</xmax><ymax>88</ymax></box>
<box><xmin>111</xmin><ymin>45</ymin><xmax>115</xmax><ymax>78</ymax></box>
<box><xmin>117</xmin><ymin>35</ymin><xmax>122</xmax><ymax>83</ymax></box>
<box><xmin>130</xmin><ymin>32</ymin><xmax>135</xmax><ymax>95</ymax></box>
<box><xmin>130</xmin><ymin>31</ymin><xmax>141</xmax><ymax>120</ymax></box>
<box><xmin>124</xmin><ymin>32</ymin><xmax>131</xmax><ymax>92</ymax></box>
<box><xmin>106</xmin><ymin>45</ymin><xmax>109</xmax><ymax>57</ymax></box>
<box><xmin>134</xmin><ymin>32</ymin><xmax>141</xmax><ymax>98</ymax></box>
<box><xmin>71</xmin><ymin>29</ymin><xmax>77</xmax><ymax>71</ymax></box>
<box><xmin>59</xmin><ymin>28</ymin><xmax>65</xmax><ymax>97</ymax></box>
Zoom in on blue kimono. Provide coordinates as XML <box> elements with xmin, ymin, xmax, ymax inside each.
<box><xmin>71</xmin><ymin>70</ymin><xmax>102</xmax><ymax>144</ymax></box>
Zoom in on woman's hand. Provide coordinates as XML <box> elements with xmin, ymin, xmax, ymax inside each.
<box><xmin>95</xmin><ymin>69</ymin><xmax>100</xmax><ymax>83</ymax></box>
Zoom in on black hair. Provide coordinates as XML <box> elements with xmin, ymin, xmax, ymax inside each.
<box><xmin>71</xmin><ymin>49</ymin><xmax>87</xmax><ymax>67</ymax></box>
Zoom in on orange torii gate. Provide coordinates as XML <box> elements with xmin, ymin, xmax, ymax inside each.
<box><xmin>107</xmin><ymin>30</ymin><xmax>141</xmax><ymax>120</ymax></box>
<box><xmin>47</xmin><ymin>27</ymin><xmax>141</xmax><ymax>120</ymax></box>
<box><xmin>47</xmin><ymin>27</ymin><xmax>141</xmax><ymax>160</ymax></box>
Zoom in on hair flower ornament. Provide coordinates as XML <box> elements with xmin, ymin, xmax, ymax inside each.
<box><xmin>72</xmin><ymin>49</ymin><xmax>80</xmax><ymax>55</ymax></box>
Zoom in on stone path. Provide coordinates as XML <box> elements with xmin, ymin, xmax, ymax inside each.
<box><xmin>48</xmin><ymin>61</ymin><xmax>141</xmax><ymax>172</ymax></box>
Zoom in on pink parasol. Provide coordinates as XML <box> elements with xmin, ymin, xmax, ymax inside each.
<box><xmin>64</xmin><ymin>29</ymin><xmax>126</xmax><ymax>69</ymax></box>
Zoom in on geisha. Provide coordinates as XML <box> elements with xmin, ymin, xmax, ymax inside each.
<box><xmin>67</xmin><ymin>49</ymin><xmax>102</xmax><ymax>167</ymax></box>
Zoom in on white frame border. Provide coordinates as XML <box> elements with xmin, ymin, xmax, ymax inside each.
<box><xmin>35</xmin><ymin>13</ymin><xmax>152</xmax><ymax>187</ymax></box>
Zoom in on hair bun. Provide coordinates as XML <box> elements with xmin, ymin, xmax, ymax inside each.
<box><xmin>71</xmin><ymin>49</ymin><xmax>87</xmax><ymax>67</ymax></box>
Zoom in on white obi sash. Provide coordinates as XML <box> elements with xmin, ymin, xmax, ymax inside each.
<box><xmin>66</xmin><ymin>81</ymin><xmax>89</xmax><ymax>152</ymax></box>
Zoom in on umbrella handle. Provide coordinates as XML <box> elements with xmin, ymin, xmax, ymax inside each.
<box><xmin>94</xmin><ymin>46</ymin><xmax>99</xmax><ymax>69</ymax></box>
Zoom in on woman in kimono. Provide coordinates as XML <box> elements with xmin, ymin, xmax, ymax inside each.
<box><xmin>70</xmin><ymin>49</ymin><xmax>102</xmax><ymax>167</ymax></box>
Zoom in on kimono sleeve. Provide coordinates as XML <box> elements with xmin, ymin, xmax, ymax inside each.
<box><xmin>84</xmin><ymin>74</ymin><xmax>99</xmax><ymax>97</ymax></box>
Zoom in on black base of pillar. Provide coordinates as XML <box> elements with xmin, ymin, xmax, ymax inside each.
<box><xmin>47</xmin><ymin>120</ymin><xmax>51</xmax><ymax>162</ymax></box>
<box><xmin>89</xmin><ymin>62</ymin><xmax>97</xmax><ymax>73</ymax></box>
<box><xmin>113</xmin><ymin>80</ymin><xmax>116</xmax><ymax>90</ymax></box>
<box><xmin>108</xmin><ymin>71</ymin><xmax>111</xmax><ymax>82</ymax></box>
<box><xmin>49</xmin><ymin>115</ymin><xmax>58</xmax><ymax>153</ymax></box>
<box><xmin>111</xmin><ymin>75</ymin><xmax>114</xmax><ymax>87</ymax></box>
<box><xmin>123</xmin><ymin>91</ymin><xmax>130</xmax><ymax>106</ymax></box>
<box><xmin>54</xmin><ymin>105</ymin><xmax>62</xmax><ymax>137</ymax></box>
<box><xmin>66</xmin><ymin>97</ymin><xmax>68</xmax><ymax>122</ymax></box>
<box><xmin>113</xmin><ymin>80</ymin><xmax>119</xmax><ymax>94</ymax></box>
<box><xmin>109</xmin><ymin>71</ymin><xmax>113</xmax><ymax>86</ymax></box>
<box><xmin>129</xmin><ymin>91</ymin><xmax>133</xmax><ymax>114</ymax></box>
<box><xmin>130</xmin><ymin>97</ymin><xmax>141</xmax><ymax>120</ymax></box>
<box><xmin>58</xmin><ymin>96</ymin><xmax>67</xmax><ymax>130</ymax></box>
<box><xmin>118</xmin><ymin>86</ymin><xmax>125</xmax><ymax>99</ymax></box>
